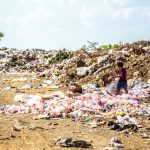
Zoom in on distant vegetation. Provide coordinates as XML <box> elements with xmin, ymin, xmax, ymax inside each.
<box><xmin>48</xmin><ymin>50</ymin><xmax>73</xmax><ymax>65</ymax></box>
<box><xmin>82</xmin><ymin>41</ymin><xmax>119</xmax><ymax>51</ymax></box>
<box><xmin>32</xmin><ymin>48</ymin><xmax>45</xmax><ymax>51</ymax></box>
<box><xmin>0</xmin><ymin>32</ymin><xmax>4</xmax><ymax>41</ymax></box>
<box><xmin>99</xmin><ymin>44</ymin><xmax>119</xmax><ymax>50</ymax></box>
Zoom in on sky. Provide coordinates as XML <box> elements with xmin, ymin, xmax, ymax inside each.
<box><xmin>0</xmin><ymin>0</ymin><xmax>150</xmax><ymax>50</ymax></box>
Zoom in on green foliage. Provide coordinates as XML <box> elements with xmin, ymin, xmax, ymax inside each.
<box><xmin>99</xmin><ymin>44</ymin><xmax>119</xmax><ymax>51</ymax></box>
<box><xmin>32</xmin><ymin>48</ymin><xmax>44</xmax><ymax>51</ymax></box>
<box><xmin>48</xmin><ymin>50</ymin><xmax>73</xmax><ymax>65</ymax></box>
<box><xmin>15</xmin><ymin>62</ymin><xmax>25</xmax><ymax>66</ymax></box>
<box><xmin>83</xmin><ymin>41</ymin><xmax>119</xmax><ymax>51</ymax></box>
<box><xmin>82</xmin><ymin>41</ymin><xmax>98</xmax><ymax>51</ymax></box>
<box><xmin>0</xmin><ymin>32</ymin><xmax>4</xmax><ymax>41</ymax></box>
<box><xmin>113</xmin><ymin>44</ymin><xmax>119</xmax><ymax>49</ymax></box>
<box><xmin>9</xmin><ymin>62</ymin><xmax>25</xmax><ymax>67</ymax></box>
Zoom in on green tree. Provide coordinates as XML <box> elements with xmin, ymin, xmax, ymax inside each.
<box><xmin>0</xmin><ymin>32</ymin><xmax>4</xmax><ymax>41</ymax></box>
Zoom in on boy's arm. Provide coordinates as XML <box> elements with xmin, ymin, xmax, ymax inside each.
<box><xmin>111</xmin><ymin>75</ymin><xmax>121</xmax><ymax>78</ymax></box>
<box><xmin>109</xmin><ymin>71</ymin><xmax>121</xmax><ymax>80</ymax></box>
<box><xmin>117</xmin><ymin>74</ymin><xmax>123</xmax><ymax>77</ymax></box>
<box><xmin>115</xmin><ymin>69</ymin><xmax>126</xmax><ymax>78</ymax></box>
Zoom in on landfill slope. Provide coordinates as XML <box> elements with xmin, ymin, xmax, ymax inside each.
<box><xmin>0</xmin><ymin>40</ymin><xmax>149</xmax><ymax>85</ymax></box>
<box><xmin>0</xmin><ymin>74</ymin><xmax>149</xmax><ymax>150</ymax></box>
<box><xmin>0</xmin><ymin>41</ymin><xmax>150</xmax><ymax>150</ymax></box>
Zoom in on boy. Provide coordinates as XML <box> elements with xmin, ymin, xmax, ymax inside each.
<box><xmin>116</xmin><ymin>62</ymin><xmax>128</xmax><ymax>95</ymax></box>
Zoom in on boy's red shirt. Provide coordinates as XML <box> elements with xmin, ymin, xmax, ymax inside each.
<box><xmin>118</xmin><ymin>68</ymin><xmax>127</xmax><ymax>83</ymax></box>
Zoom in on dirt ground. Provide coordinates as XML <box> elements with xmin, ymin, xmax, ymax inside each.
<box><xmin>0</xmin><ymin>74</ymin><xmax>150</xmax><ymax>150</ymax></box>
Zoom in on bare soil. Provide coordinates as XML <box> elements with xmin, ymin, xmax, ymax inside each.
<box><xmin>0</xmin><ymin>74</ymin><xmax>150</xmax><ymax>150</ymax></box>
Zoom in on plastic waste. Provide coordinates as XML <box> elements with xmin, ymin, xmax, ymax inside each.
<box><xmin>117</xmin><ymin>115</ymin><xmax>139</xmax><ymax>125</ymax></box>
<box><xmin>0</xmin><ymin>80</ymin><xmax>149</xmax><ymax>121</ymax></box>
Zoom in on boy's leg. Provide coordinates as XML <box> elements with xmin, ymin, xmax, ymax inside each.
<box><xmin>124</xmin><ymin>87</ymin><xmax>128</xmax><ymax>94</ymax></box>
<box><xmin>116</xmin><ymin>81</ymin><xmax>121</xmax><ymax>95</ymax></box>
<box><xmin>116</xmin><ymin>87</ymin><xmax>121</xmax><ymax>95</ymax></box>
<box><xmin>123</xmin><ymin>82</ymin><xmax>128</xmax><ymax>94</ymax></box>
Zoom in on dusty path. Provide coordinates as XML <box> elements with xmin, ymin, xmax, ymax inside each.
<box><xmin>0</xmin><ymin>114</ymin><xmax>150</xmax><ymax>150</ymax></box>
<box><xmin>0</xmin><ymin>74</ymin><xmax>150</xmax><ymax>150</ymax></box>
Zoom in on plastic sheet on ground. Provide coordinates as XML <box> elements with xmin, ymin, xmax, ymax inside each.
<box><xmin>0</xmin><ymin>81</ymin><xmax>149</xmax><ymax>119</ymax></box>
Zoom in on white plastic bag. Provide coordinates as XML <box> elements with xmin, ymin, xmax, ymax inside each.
<box><xmin>106</xmin><ymin>79</ymin><xmax>118</xmax><ymax>94</ymax></box>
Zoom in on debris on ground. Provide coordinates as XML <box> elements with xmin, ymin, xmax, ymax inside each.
<box><xmin>0</xmin><ymin>40</ymin><xmax>150</xmax><ymax>149</ymax></box>
<box><xmin>55</xmin><ymin>137</ymin><xmax>92</xmax><ymax>148</ymax></box>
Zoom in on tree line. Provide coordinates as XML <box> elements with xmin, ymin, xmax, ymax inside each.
<box><xmin>0</xmin><ymin>32</ymin><xmax>4</xmax><ymax>41</ymax></box>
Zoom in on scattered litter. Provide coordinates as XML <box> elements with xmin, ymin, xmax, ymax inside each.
<box><xmin>55</xmin><ymin>137</ymin><xmax>92</xmax><ymax>148</ymax></box>
<box><xmin>111</xmin><ymin>137</ymin><xmax>124</xmax><ymax>148</ymax></box>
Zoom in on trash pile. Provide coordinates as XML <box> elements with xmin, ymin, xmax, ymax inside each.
<box><xmin>0</xmin><ymin>79</ymin><xmax>149</xmax><ymax>121</ymax></box>
<box><xmin>103</xmin><ymin>137</ymin><xmax>124</xmax><ymax>150</ymax></box>
<box><xmin>55</xmin><ymin>137</ymin><xmax>92</xmax><ymax>148</ymax></box>
<box><xmin>0</xmin><ymin>40</ymin><xmax>149</xmax><ymax>85</ymax></box>
<box><xmin>0</xmin><ymin>40</ymin><xmax>150</xmax><ymax>132</ymax></box>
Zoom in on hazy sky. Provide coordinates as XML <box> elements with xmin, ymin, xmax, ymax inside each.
<box><xmin>0</xmin><ymin>0</ymin><xmax>150</xmax><ymax>50</ymax></box>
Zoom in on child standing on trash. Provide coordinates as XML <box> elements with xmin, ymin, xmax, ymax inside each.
<box><xmin>116</xmin><ymin>62</ymin><xmax>128</xmax><ymax>95</ymax></box>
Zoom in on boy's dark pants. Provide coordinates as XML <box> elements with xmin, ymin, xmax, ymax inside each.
<box><xmin>117</xmin><ymin>81</ymin><xmax>128</xmax><ymax>94</ymax></box>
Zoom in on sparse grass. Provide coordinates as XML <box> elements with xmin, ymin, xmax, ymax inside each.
<box><xmin>9</xmin><ymin>62</ymin><xmax>25</xmax><ymax>67</ymax></box>
<box><xmin>0</xmin><ymin>32</ymin><xmax>4</xmax><ymax>40</ymax></box>
<box><xmin>99</xmin><ymin>44</ymin><xmax>119</xmax><ymax>51</ymax></box>
<box><xmin>48</xmin><ymin>50</ymin><xmax>73</xmax><ymax>65</ymax></box>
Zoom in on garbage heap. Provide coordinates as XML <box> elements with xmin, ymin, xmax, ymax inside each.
<box><xmin>0</xmin><ymin>40</ymin><xmax>149</xmax><ymax>85</ymax></box>
<box><xmin>0</xmin><ymin>78</ymin><xmax>149</xmax><ymax>122</ymax></box>
<box><xmin>0</xmin><ymin>41</ymin><xmax>150</xmax><ymax>131</ymax></box>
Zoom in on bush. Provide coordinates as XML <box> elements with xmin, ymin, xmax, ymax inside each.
<box><xmin>48</xmin><ymin>50</ymin><xmax>73</xmax><ymax>65</ymax></box>
<box><xmin>99</xmin><ymin>44</ymin><xmax>119</xmax><ymax>51</ymax></box>
<box><xmin>32</xmin><ymin>48</ymin><xmax>44</xmax><ymax>51</ymax></box>
<box><xmin>0</xmin><ymin>32</ymin><xmax>4</xmax><ymax>41</ymax></box>
<box><xmin>9</xmin><ymin>62</ymin><xmax>25</xmax><ymax>67</ymax></box>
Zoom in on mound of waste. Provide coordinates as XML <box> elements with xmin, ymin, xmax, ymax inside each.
<box><xmin>0</xmin><ymin>40</ymin><xmax>149</xmax><ymax>132</ymax></box>
<box><xmin>0</xmin><ymin>40</ymin><xmax>149</xmax><ymax>85</ymax></box>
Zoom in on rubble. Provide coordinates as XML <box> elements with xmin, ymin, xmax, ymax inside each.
<box><xmin>111</xmin><ymin>137</ymin><xmax>124</xmax><ymax>148</ymax></box>
<box><xmin>1</xmin><ymin>80</ymin><xmax>149</xmax><ymax>122</ymax></box>
<box><xmin>55</xmin><ymin>137</ymin><xmax>92</xmax><ymax>148</ymax></box>
<box><xmin>0</xmin><ymin>40</ymin><xmax>149</xmax><ymax>85</ymax></box>
<box><xmin>0</xmin><ymin>41</ymin><xmax>150</xmax><ymax>140</ymax></box>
